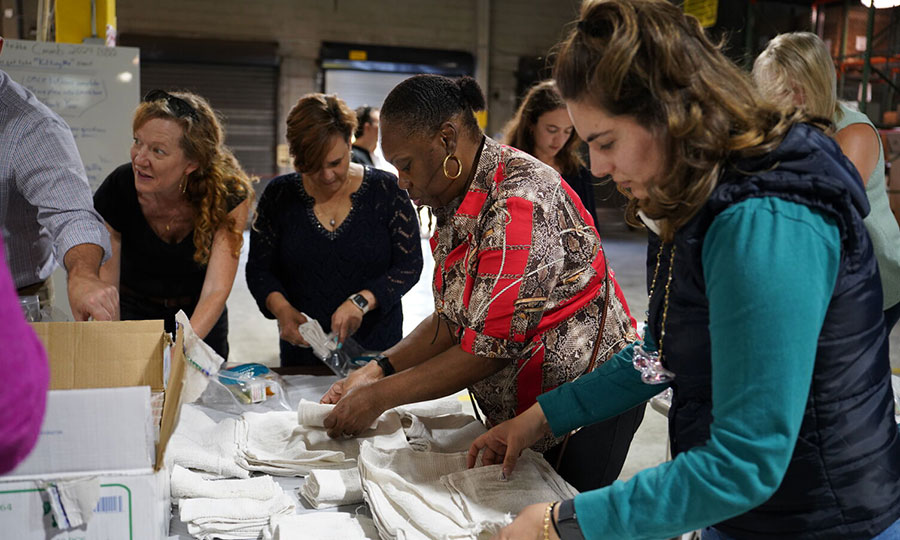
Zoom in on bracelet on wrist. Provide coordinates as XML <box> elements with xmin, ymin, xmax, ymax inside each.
<box><xmin>543</xmin><ymin>501</ymin><xmax>558</xmax><ymax>540</ymax></box>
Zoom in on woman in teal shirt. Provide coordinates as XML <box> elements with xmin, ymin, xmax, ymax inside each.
<box><xmin>469</xmin><ymin>1</ymin><xmax>900</xmax><ymax>539</ymax></box>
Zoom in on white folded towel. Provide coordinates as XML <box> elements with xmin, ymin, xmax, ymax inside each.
<box><xmin>237</xmin><ymin>409</ymin><xmax>408</xmax><ymax>476</ymax></box>
<box><xmin>165</xmin><ymin>405</ymin><xmax>249</xmax><ymax>479</ymax></box>
<box><xmin>171</xmin><ymin>465</ymin><xmax>281</xmax><ymax>501</ymax></box>
<box><xmin>298</xmin><ymin>467</ymin><xmax>364</xmax><ymax>509</ymax></box>
<box><xmin>180</xmin><ymin>492</ymin><xmax>295</xmax><ymax>540</ymax></box>
<box><xmin>262</xmin><ymin>512</ymin><xmax>379</xmax><ymax>540</ymax></box>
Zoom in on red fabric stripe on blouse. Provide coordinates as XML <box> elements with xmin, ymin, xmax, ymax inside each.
<box><xmin>481</xmin><ymin>197</ymin><xmax>533</xmax><ymax>338</ymax></box>
<box><xmin>516</xmin><ymin>342</ymin><xmax>545</xmax><ymax>415</ymax></box>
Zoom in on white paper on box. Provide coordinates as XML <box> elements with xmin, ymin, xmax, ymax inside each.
<box><xmin>8</xmin><ymin>386</ymin><xmax>154</xmax><ymax>477</ymax></box>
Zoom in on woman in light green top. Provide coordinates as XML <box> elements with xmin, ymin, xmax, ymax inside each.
<box><xmin>753</xmin><ymin>31</ymin><xmax>900</xmax><ymax>332</ymax></box>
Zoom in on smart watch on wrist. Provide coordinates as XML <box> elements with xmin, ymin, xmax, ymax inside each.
<box><xmin>556</xmin><ymin>499</ymin><xmax>585</xmax><ymax>540</ymax></box>
<box><xmin>373</xmin><ymin>353</ymin><xmax>395</xmax><ymax>377</ymax></box>
<box><xmin>348</xmin><ymin>293</ymin><xmax>370</xmax><ymax>314</ymax></box>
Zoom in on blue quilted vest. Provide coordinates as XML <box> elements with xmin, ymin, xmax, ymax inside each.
<box><xmin>646</xmin><ymin>123</ymin><xmax>900</xmax><ymax>538</ymax></box>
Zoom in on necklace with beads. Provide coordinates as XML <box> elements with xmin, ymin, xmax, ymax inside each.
<box><xmin>633</xmin><ymin>243</ymin><xmax>677</xmax><ymax>384</ymax></box>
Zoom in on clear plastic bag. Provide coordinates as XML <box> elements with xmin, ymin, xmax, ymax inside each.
<box><xmin>321</xmin><ymin>337</ymin><xmax>381</xmax><ymax>378</ymax></box>
<box><xmin>197</xmin><ymin>362</ymin><xmax>291</xmax><ymax>414</ymax></box>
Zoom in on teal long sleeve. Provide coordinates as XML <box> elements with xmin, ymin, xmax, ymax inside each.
<box><xmin>537</xmin><ymin>197</ymin><xmax>840</xmax><ymax>540</ymax></box>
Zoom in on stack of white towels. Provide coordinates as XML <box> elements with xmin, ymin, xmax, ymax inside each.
<box><xmin>166</xmin><ymin>395</ymin><xmax>576</xmax><ymax>539</ymax></box>
<box><xmin>170</xmin><ymin>465</ymin><xmax>294</xmax><ymax>540</ymax></box>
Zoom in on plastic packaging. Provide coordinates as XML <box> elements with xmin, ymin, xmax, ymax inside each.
<box><xmin>197</xmin><ymin>362</ymin><xmax>291</xmax><ymax>414</ymax></box>
<box><xmin>321</xmin><ymin>337</ymin><xmax>381</xmax><ymax>378</ymax></box>
<box><xmin>296</xmin><ymin>315</ymin><xmax>381</xmax><ymax>377</ymax></box>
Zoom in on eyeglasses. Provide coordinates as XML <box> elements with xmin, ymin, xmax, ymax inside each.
<box><xmin>142</xmin><ymin>89</ymin><xmax>199</xmax><ymax>121</ymax></box>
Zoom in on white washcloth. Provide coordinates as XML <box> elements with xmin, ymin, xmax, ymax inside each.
<box><xmin>396</xmin><ymin>394</ymin><xmax>465</xmax><ymax>418</ymax></box>
<box><xmin>262</xmin><ymin>512</ymin><xmax>379</xmax><ymax>540</ymax></box>
<box><xmin>180</xmin><ymin>492</ymin><xmax>294</xmax><ymax>540</ymax></box>
<box><xmin>298</xmin><ymin>467</ymin><xmax>364</xmax><ymax>509</ymax></box>
<box><xmin>237</xmin><ymin>409</ymin><xmax>408</xmax><ymax>477</ymax></box>
<box><xmin>297</xmin><ymin>399</ymin><xmax>381</xmax><ymax>431</ymax></box>
<box><xmin>43</xmin><ymin>477</ymin><xmax>100</xmax><ymax>529</ymax></box>
<box><xmin>297</xmin><ymin>399</ymin><xmax>334</xmax><ymax>427</ymax></box>
<box><xmin>359</xmin><ymin>442</ymin><xmax>578</xmax><ymax>540</ymax></box>
<box><xmin>401</xmin><ymin>411</ymin><xmax>486</xmax><ymax>453</ymax></box>
<box><xmin>442</xmin><ymin>449</ymin><xmax>579</xmax><ymax>525</ymax></box>
<box><xmin>358</xmin><ymin>442</ymin><xmax>474</xmax><ymax>539</ymax></box>
<box><xmin>298</xmin><ymin>315</ymin><xmax>336</xmax><ymax>359</ymax></box>
<box><xmin>171</xmin><ymin>465</ymin><xmax>281</xmax><ymax>501</ymax></box>
<box><xmin>165</xmin><ymin>405</ymin><xmax>249</xmax><ymax>479</ymax></box>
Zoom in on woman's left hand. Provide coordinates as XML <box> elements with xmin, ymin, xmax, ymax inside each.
<box><xmin>331</xmin><ymin>300</ymin><xmax>364</xmax><ymax>344</ymax></box>
<box><xmin>322</xmin><ymin>383</ymin><xmax>385</xmax><ymax>438</ymax></box>
<box><xmin>491</xmin><ymin>502</ymin><xmax>559</xmax><ymax>540</ymax></box>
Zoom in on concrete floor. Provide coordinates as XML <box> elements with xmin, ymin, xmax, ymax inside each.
<box><xmin>224</xmin><ymin>226</ymin><xmax>900</xmax><ymax>483</ymax></box>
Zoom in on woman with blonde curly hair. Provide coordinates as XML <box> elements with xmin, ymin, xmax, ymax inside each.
<box><xmin>94</xmin><ymin>89</ymin><xmax>254</xmax><ymax>358</ymax></box>
<box><xmin>470</xmin><ymin>1</ymin><xmax>900</xmax><ymax>538</ymax></box>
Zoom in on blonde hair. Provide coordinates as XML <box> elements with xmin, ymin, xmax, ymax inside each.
<box><xmin>553</xmin><ymin>0</ymin><xmax>806</xmax><ymax>242</ymax></box>
<box><xmin>752</xmin><ymin>32</ymin><xmax>839</xmax><ymax>123</ymax></box>
<box><xmin>134</xmin><ymin>92</ymin><xmax>255</xmax><ymax>265</ymax></box>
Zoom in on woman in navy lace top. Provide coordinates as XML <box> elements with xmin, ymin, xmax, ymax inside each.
<box><xmin>246</xmin><ymin>93</ymin><xmax>423</xmax><ymax>366</ymax></box>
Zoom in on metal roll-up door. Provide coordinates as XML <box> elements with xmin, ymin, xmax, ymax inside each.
<box><xmin>139</xmin><ymin>62</ymin><xmax>277</xmax><ymax>178</ymax></box>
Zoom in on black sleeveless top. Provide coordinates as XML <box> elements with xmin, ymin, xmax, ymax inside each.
<box><xmin>93</xmin><ymin>163</ymin><xmax>241</xmax><ymax>301</ymax></box>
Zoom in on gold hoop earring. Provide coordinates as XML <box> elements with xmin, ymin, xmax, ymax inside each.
<box><xmin>442</xmin><ymin>154</ymin><xmax>462</xmax><ymax>180</ymax></box>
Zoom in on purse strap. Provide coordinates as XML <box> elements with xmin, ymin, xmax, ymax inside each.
<box><xmin>554</xmin><ymin>262</ymin><xmax>612</xmax><ymax>470</ymax></box>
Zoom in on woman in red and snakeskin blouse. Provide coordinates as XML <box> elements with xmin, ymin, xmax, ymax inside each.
<box><xmin>321</xmin><ymin>74</ymin><xmax>644</xmax><ymax>491</ymax></box>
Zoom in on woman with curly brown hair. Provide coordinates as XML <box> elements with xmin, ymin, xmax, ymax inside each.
<box><xmin>469</xmin><ymin>1</ymin><xmax>900</xmax><ymax>539</ymax></box>
<box><xmin>94</xmin><ymin>89</ymin><xmax>254</xmax><ymax>358</ymax></box>
<box><xmin>503</xmin><ymin>79</ymin><xmax>599</xmax><ymax>225</ymax></box>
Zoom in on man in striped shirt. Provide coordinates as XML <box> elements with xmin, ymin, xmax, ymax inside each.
<box><xmin>0</xmin><ymin>57</ymin><xmax>117</xmax><ymax>321</ymax></box>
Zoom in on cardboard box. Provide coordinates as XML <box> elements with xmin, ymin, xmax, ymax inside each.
<box><xmin>0</xmin><ymin>470</ymin><xmax>169</xmax><ymax>540</ymax></box>
<box><xmin>0</xmin><ymin>320</ymin><xmax>186</xmax><ymax>539</ymax></box>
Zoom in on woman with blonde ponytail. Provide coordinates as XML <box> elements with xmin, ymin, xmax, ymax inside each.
<box><xmin>469</xmin><ymin>1</ymin><xmax>900</xmax><ymax>539</ymax></box>
<box><xmin>94</xmin><ymin>89</ymin><xmax>255</xmax><ymax>358</ymax></box>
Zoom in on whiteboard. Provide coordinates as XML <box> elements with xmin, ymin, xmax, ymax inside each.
<box><xmin>0</xmin><ymin>39</ymin><xmax>140</xmax><ymax>190</ymax></box>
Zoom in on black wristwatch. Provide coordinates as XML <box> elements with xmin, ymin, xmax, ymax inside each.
<box><xmin>556</xmin><ymin>499</ymin><xmax>585</xmax><ymax>540</ymax></box>
<box><xmin>374</xmin><ymin>354</ymin><xmax>395</xmax><ymax>377</ymax></box>
<box><xmin>348</xmin><ymin>293</ymin><xmax>370</xmax><ymax>314</ymax></box>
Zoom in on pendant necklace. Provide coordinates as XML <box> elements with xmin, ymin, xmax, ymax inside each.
<box><xmin>633</xmin><ymin>243</ymin><xmax>677</xmax><ymax>384</ymax></box>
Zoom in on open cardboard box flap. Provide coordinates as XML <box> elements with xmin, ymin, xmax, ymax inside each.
<box><xmin>31</xmin><ymin>320</ymin><xmax>186</xmax><ymax>472</ymax></box>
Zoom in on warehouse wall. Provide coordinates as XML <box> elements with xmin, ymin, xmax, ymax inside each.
<box><xmin>115</xmin><ymin>0</ymin><xmax>582</xmax><ymax>143</ymax></box>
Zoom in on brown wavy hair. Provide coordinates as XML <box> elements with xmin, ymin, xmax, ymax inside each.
<box><xmin>134</xmin><ymin>92</ymin><xmax>255</xmax><ymax>264</ymax></box>
<box><xmin>554</xmin><ymin>0</ymin><xmax>806</xmax><ymax>242</ymax></box>
<box><xmin>503</xmin><ymin>80</ymin><xmax>585</xmax><ymax>177</ymax></box>
<box><xmin>286</xmin><ymin>94</ymin><xmax>357</xmax><ymax>174</ymax></box>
